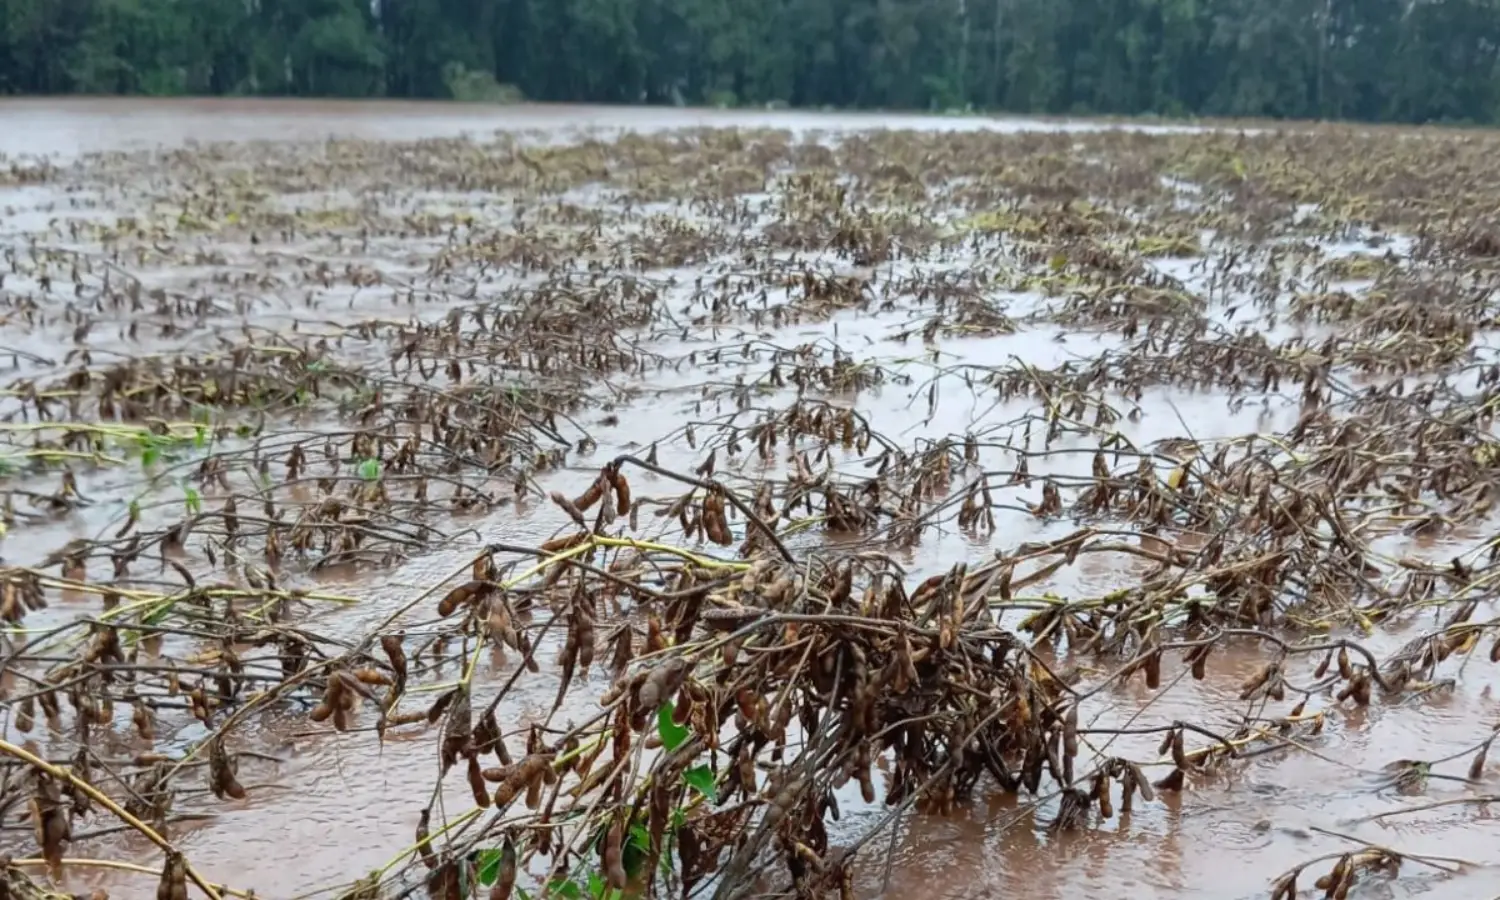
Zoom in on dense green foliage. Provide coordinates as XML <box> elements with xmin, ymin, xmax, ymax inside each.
<box><xmin>2</xmin><ymin>0</ymin><xmax>1498</xmax><ymax>124</ymax></box>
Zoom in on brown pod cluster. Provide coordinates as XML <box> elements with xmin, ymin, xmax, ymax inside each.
<box><xmin>437</xmin><ymin>578</ymin><xmax>495</xmax><ymax>618</ymax></box>
<box><xmin>701</xmin><ymin>488</ymin><xmax>734</xmax><ymax>546</ymax></box>
<box><xmin>156</xmin><ymin>850</ymin><xmax>188</xmax><ymax>900</ymax></box>
<box><xmin>486</xmin><ymin>752</ymin><xmax>556</xmax><ymax>809</ymax></box>
<box><xmin>30</xmin><ymin>773</ymin><xmax>72</xmax><ymax>879</ymax></box>
<box><xmin>313</xmin><ymin>668</ymin><xmax>378</xmax><ymax>731</ymax></box>
<box><xmin>208</xmin><ymin>736</ymin><xmax>246</xmax><ymax>800</ymax></box>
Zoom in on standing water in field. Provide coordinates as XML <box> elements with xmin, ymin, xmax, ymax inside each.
<box><xmin>1</xmin><ymin>99</ymin><xmax>1500</xmax><ymax>900</ymax></box>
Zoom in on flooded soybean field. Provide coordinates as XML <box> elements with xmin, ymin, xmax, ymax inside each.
<box><xmin>2</xmin><ymin>98</ymin><xmax>1500</xmax><ymax>900</ymax></box>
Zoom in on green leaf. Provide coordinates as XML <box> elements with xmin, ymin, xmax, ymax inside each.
<box><xmin>475</xmin><ymin>849</ymin><xmax>502</xmax><ymax>886</ymax></box>
<box><xmin>587</xmin><ymin>872</ymin><xmax>606</xmax><ymax>899</ymax></box>
<box><xmin>194</xmin><ymin>426</ymin><xmax>207</xmax><ymax>448</ymax></box>
<box><xmin>142</xmin><ymin>444</ymin><xmax>160</xmax><ymax>468</ymax></box>
<box><xmin>624</xmin><ymin>823</ymin><xmax>652</xmax><ymax>877</ymax></box>
<box><xmin>546</xmin><ymin>878</ymin><xmax>583</xmax><ymax>900</ymax></box>
<box><xmin>657</xmin><ymin>702</ymin><xmax>690</xmax><ymax>751</ymax></box>
<box><xmin>357</xmin><ymin>458</ymin><xmax>382</xmax><ymax>481</ymax></box>
<box><xmin>683</xmin><ymin>765</ymin><xmax>717</xmax><ymax>803</ymax></box>
<box><xmin>517</xmin><ymin>890</ymin><xmax>533</xmax><ymax>900</ymax></box>
<box><xmin>183</xmin><ymin>486</ymin><xmax>202</xmax><ymax>515</ymax></box>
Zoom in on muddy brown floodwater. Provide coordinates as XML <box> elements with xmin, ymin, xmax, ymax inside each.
<box><xmin>2</xmin><ymin>97</ymin><xmax>1500</xmax><ymax>900</ymax></box>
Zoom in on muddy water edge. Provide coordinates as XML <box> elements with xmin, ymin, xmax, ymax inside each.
<box><xmin>2</xmin><ymin>99</ymin><xmax>1500</xmax><ymax>900</ymax></box>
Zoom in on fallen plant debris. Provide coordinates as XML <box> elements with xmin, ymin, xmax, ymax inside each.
<box><xmin>4</xmin><ymin>119</ymin><xmax>1500</xmax><ymax>900</ymax></box>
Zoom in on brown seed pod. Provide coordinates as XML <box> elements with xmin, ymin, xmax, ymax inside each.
<box><xmin>603</xmin><ymin>820</ymin><xmax>627</xmax><ymax>889</ymax></box>
<box><xmin>156</xmin><ymin>850</ymin><xmax>188</xmax><ymax>900</ymax></box>
<box><xmin>1128</xmin><ymin>762</ymin><xmax>1155</xmax><ymax>802</ymax></box>
<box><xmin>208</xmin><ymin>737</ymin><xmax>246</xmax><ymax>801</ymax></box>
<box><xmin>132</xmin><ymin>702</ymin><xmax>153</xmax><ymax>740</ymax></box>
<box><xmin>1094</xmin><ymin>773</ymin><xmax>1113</xmax><ymax>819</ymax></box>
<box><xmin>426</xmin><ymin>686</ymin><xmax>459</xmax><ymax>724</ymax></box>
<box><xmin>466</xmin><ymin>755</ymin><xmax>492</xmax><ymax>808</ymax></box>
<box><xmin>539</xmin><ymin>532</ymin><xmax>589</xmax><ymax>554</ymax></box>
<box><xmin>1269</xmin><ymin>873</ymin><xmax>1297</xmax><ymax>900</ymax></box>
<box><xmin>437</xmin><ymin>579</ymin><xmax>491</xmax><ymax>618</ymax></box>
<box><xmin>440</xmin><ymin>686</ymin><xmax>474</xmax><ymax>771</ymax></box>
<box><xmin>381</xmin><ymin>633</ymin><xmax>408</xmax><ymax>689</ymax></box>
<box><xmin>573</xmin><ymin>476</ymin><xmax>606</xmax><ymax>512</ymax></box>
<box><xmin>1171</xmin><ymin>728</ymin><xmax>1188</xmax><ymax>769</ymax></box>
<box><xmin>611</xmin><ymin>471</ymin><xmax>632</xmax><ymax>517</ymax></box>
<box><xmin>1154</xmin><ymin>767</ymin><xmax>1185</xmax><ymax>792</ymax></box>
<box><xmin>1143</xmin><ymin>647</ymin><xmax>1163</xmax><ymax>690</ymax></box>
<box><xmin>490</xmin><ymin>837</ymin><xmax>518</xmax><ymax>900</ymax></box>
<box><xmin>524</xmin><ymin>772</ymin><xmax>543</xmax><ymax>810</ymax></box>
<box><xmin>31</xmin><ymin>775</ymin><xmax>71</xmax><ymax>879</ymax></box>
<box><xmin>353</xmin><ymin>667</ymin><xmax>392</xmax><ymax>686</ymax></box>
<box><xmin>415</xmin><ymin>809</ymin><xmax>438</xmax><ymax>870</ymax></box>
<box><xmin>1062</xmin><ymin>704</ymin><xmax>1079</xmax><ymax>759</ymax></box>
<box><xmin>1351</xmin><ymin>673</ymin><xmax>1372</xmax><ymax>706</ymax></box>
<box><xmin>1337</xmin><ymin>647</ymin><xmax>1353</xmax><ymax>680</ymax></box>
<box><xmin>1190</xmin><ymin>645</ymin><xmax>1208</xmax><ymax>681</ymax></box>
<box><xmin>550</xmin><ymin>491</ymin><xmax>588</xmax><ymax>528</ymax></box>
<box><xmin>473</xmin><ymin>708</ymin><xmax>502</xmax><ymax>758</ymax></box>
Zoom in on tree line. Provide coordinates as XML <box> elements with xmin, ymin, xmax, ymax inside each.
<box><xmin>2</xmin><ymin>0</ymin><xmax>1499</xmax><ymax>125</ymax></box>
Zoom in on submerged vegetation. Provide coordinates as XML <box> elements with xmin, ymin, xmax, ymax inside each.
<box><xmin>4</xmin><ymin>120</ymin><xmax>1500</xmax><ymax>899</ymax></box>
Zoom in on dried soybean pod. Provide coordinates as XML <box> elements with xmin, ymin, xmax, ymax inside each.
<box><xmin>603</xmin><ymin>819</ymin><xmax>627</xmax><ymax>889</ymax></box>
<box><xmin>490</xmin><ymin>837</ymin><xmax>518</xmax><ymax>900</ymax></box>
<box><xmin>573</xmin><ymin>475</ymin><xmax>606</xmax><ymax>512</ymax></box>
<box><xmin>524</xmin><ymin>773</ymin><xmax>543</xmax><ymax>810</ymax></box>
<box><xmin>381</xmin><ymin>633</ymin><xmax>408</xmax><ymax>687</ymax></box>
<box><xmin>1170</xmin><ymin>728</ymin><xmax>1188</xmax><ymax>769</ymax></box>
<box><xmin>1190</xmin><ymin>643</ymin><xmax>1209</xmax><ymax>681</ymax></box>
<box><xmin>608</xmin><ymin>466</ymin><xmax>632</xmax><ymax>517</ymax></box>
<box><xmin>466</xmin><ymin>755</ymin><xmax>492</xmax><ymax>808</ymax></box>
<box><xmin>208</xmin><ymin>737</ymin><xmax>246</xmax><ymax>800</ymax></box>
<box><xmin>156</xmin><ymin>850</ymin><xmax>187</xmax><ymax>900</ymax></box>
<box><xmin>1128</xmin><ymin>762</ymin><xmax>1155</xmax><ymax>802</ymax></box>
<box><xmin>438</xmin><ymin>580</ymin><xmax>487</xmax><ymax>618</ymax></box>
<box><xmin>415</xmin><ymin>809</ymin><xmax>438</xmax><ymax>870</ymax></box>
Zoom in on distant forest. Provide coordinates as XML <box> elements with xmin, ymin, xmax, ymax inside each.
<box><xmin>2</xmin><ymin>0</ymin><xmax>1498</xmax><ymax>125</ymax></box>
